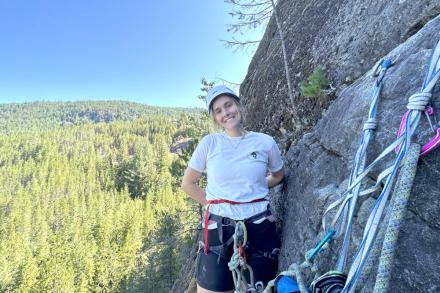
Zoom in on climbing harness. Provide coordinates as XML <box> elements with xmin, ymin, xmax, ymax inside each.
<box><xmin>203</xmin><ymin>198</ymin><xmax>268</xmax><ymax>254</ymax></box>
<box><xmin>200</xmin><ymin>206</ymin><xmax>273</xmax><ymax>260</ymax></box>
<box><xmin>202</xmin><ymin>200</ymin><xmax>279</xmax><ymax>293</ymax></box>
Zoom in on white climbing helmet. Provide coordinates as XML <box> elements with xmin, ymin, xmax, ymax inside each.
<box><xmin>206</xmin><ymin>85</ymin><xmax>240</xmax><ymax>114</ymax></box>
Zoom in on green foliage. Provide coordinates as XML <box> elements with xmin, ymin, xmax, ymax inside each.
<box><xmin>197</xmin><ymin>78</ymin><xmax>215</xmax><ymax>103</ymax></box>
<box><xmin>300</xmin><ymin>68</ymin><xmax>329</xmax><ymax>98</ymax></box>
<box><xmin>0</xmin><ymin>102</ymin><xmax>211</xmax><ymax>292</ymax></box>
<box><xmin>0</xmin><ymin>100</ymin><xmax>203</xmax><ymax>135</ymax></box>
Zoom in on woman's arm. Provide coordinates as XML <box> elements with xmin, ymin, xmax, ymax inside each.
<box><xmin>267</xmin><ymin>168</ymin><xmax>284</xmax><ymax>188</ymax></box>
<box><xmin>181</xmin><ymin>167</ymin><xmax>208</xmax><ymax>206</ymax></box>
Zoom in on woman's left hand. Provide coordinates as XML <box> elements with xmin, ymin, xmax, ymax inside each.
<box><xmin>267</xmin><ymin>169</ymin><xmax>284</xmax><ymax>188</ymax></box>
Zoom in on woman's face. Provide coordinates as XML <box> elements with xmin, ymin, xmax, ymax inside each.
<box><xmin>211</xmin><ymin>95</ymin><xmax>241</xmax><ymax>130</ymax></box>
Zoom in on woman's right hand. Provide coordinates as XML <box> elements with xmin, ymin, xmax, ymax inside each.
<box><xmin>181</xmin><ymin>167</ymin><xmax>208</xmax><ymax>206</ymax></box>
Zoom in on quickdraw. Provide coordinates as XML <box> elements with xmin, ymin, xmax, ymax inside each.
<box><xmin>228</xmin><ymin>221</ymin><xmax>256</xmax><ymax>292</ymax></box>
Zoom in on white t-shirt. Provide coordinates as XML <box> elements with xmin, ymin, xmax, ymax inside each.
<box><xmin>188</xmin><ymin>131</ymin><xmax>283</xmax><ymax>220</ymax></box>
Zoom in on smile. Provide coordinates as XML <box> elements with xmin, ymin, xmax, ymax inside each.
<box><xmin>224</xmin><ymin>116</ymin><xmax>235</xmax><ymax>122</ymax></box>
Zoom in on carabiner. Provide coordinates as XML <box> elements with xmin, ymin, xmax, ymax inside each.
<box><xmin>395</xmin><ymin>105</ymin><xmax>440</xmax><ymax>157</ymax></box>
<box><xmin>255</xmin><ymin>281</ymin><xmax>265</xmax><ymax>293</ymax></box>
<box><xmin>372</xmin><ymin>56</ymin><xmax>395</xmax><ymax>77</ymax></box>
<box><xmin>306</xmin><ymin>229</ymin><xmax>336</xmax><ymax>262</ymax></box>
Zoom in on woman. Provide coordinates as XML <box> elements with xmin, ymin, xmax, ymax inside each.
<box><xmin>181</xmin><ymin>85</ymin><xmax>284</xmax><ymax>293</ymax></box>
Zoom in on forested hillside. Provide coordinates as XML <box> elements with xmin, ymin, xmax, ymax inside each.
<box><xmin>0</xmin><ymin>101</ymin><xmax>209</xmax><ymax>292</ymax></box>
<box><xmin>0</xmin><ymin>101</ymin><xmax>201</xmax><ymax>135</ymax></box>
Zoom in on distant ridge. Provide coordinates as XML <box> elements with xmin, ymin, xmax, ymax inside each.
<box><xmin>0</xmin><ymin>100</ymin><xmax>203</xmax><ymax>135</ymax></box>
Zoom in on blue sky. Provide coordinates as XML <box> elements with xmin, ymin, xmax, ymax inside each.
<box><xmin>0</xmin><ymin>1</ymin><xmax>264</xmax><ymax>108</ymax></box>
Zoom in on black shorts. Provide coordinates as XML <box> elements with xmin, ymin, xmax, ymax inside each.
<box><xmin>196</xmin><ymin>217</ymin><xmax>280</xmax><ymax>292</ymax></box>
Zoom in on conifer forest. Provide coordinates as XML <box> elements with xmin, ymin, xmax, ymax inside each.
<box><xmin>0</xmin><ymin>101</ymin><xmax>209</xmax><ymax>292</ymax></box>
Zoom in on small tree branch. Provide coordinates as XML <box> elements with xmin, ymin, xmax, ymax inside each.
<box><xmin>221</xmin><ymin>38</ymin><xmax>261</xmax><ymax>46</ymax></box>
<box><xmin>230</xmin><ymin>5</ymin><xmax>272</xmax><ymax>17</ymax></box>
<box><xmin>215</xmin><ymin>76</ymin><xmax>242</xmax><ymax>87</ymax></box>
<box><xmin>227</xmin><ymin>14</ymin><xmax>271</xmax><ymax>32</ymax></box>
<box><xmin>226</xmin><ymin>0</ymin><xmax>272</xmax><ymax>7</ymax></box>
<box><xmin>230</xmin><ymin>10</ymin><xmax>272</xmax><ymax>23</ymax></box>
<box><xmin>221</xmin><ymin>38</ymin><xmax>260</xmax><ymax>53</ymax></box>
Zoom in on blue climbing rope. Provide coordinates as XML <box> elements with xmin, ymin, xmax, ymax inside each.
<box><xmin>335</xmin><ymin>57</ymin><xmax>394</xmax><ymax>273</ymax></box>
<box><xmin>342</xmin><ymin>39</ymin><xmax>440</xmax><ymax>293</ymax></box>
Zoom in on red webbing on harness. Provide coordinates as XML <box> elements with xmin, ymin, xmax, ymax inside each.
<box><xmin>203</xmin><ymin>198</ymin><xmax>268</xmax><ymax>254</ymax></box>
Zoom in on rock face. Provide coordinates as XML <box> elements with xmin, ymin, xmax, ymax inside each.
<box><xmin>240</xmin><ymin>0</ymin><xmax>440</xmax><ymax>152</ymax></box>
<box><xmin>245</xmin><ymin>0</ymin><xmax>440</xmax><ymax>291</ymax></box>
<box><xmin>277</xmin><ymin>15</ymin><xmax>440</xmax><ymax>293</ymax></box>
<box><xmin>172</xmin><ymin>1</ymin><xmax>440</xmax><ymax>292</ymax></box>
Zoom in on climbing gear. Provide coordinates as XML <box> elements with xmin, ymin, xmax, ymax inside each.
<box><xmin>344</xmin><ymin>146</ymin><xmax>420</xmax><ymax>292</ymax></box>
<box><xmin>200</xmin><ymin>203</ymin><xmax>279</xmax><ymax>292</ymax></box>
<box><xmin>203</xmin><ymin>198</ymin><xmax>268</xmax><ymax>254</ymax></box>
<box><xmin>321</xmin><ymin>42</ymin><xmax>439</xmax><ymax>291</ymax></box>
<box><xmin>228</xmin><ymin>221</ymin><xmax>256</xmax><ymax>292</ymax></box>
<box><xmin>263</xmin><ymin>57</ymin><xmax>396</xmax><ymax>293</ymax></box>
<box><xmin>206</xmin><ymin>85</ymin><xmax>240</xmax><ymax>114</ymax></box>
<box><xmin>270</xmin><ymin>55</ymin><xmax>400</xmax><ymax>292</ymax></box>
<box><xmin>396</xmin><ymin>105</ymin><xmax>440</xmax><ymax>156</ymax></box>
<box><xmin>200</xmin><ymin>207</ymin><xmax>278</xmax><ymax>265</ymax></box>
<box><xmin>306</xmin><ymin>229</ymin><xmax>336</xmax><ymax>262</ymax></box>
<box><xmin>311</xmin><ymin>271</ymin><xmax>347</xmax><ymax>293</ymax></box>
<box><xmin>265</xmin><ymin>39</ymin><xmax>440</xmax><ymax>293</ymax></box>
<box><xmin>255</xmin><ymin>281</ymin><xmax>265</xmax><ymax>292</ymax></box>
<box><xmin>275</xmin><ymin>275</ymin><xmax>301</xmax><ymax>293</ymax></box>
<box><xmin>322</xmin><ymin>56</ymin><xmax>395</xmax><ymax>236</ymax></box>
<box><xmin>315</xmin><ymin>56</ymin><xmax>395</xmax><ymax>277</ymax></box>
<box><xmin>335</xmin><ymin>57</ymin><xmax>395</xmax><ymax>275</ymax></box>
<box><xmin>202</xmin><ymin>211</ymin><xmax>279</xmax><ymax>293</ymax></box>
<box><xmin>196</xmin><ymin>216</ymin><xmax>279</xmax><ymax>292</ymax></box>
<box><xmin>263</xmin><ymin>259</ymin><xmax>314</xmax><ymax>293</ymax></box>
<box><xmin>372</xmin><ymin>143</ymin><xmax>420</xmax><ymax>292</ymax></box>
<box><xmin>342</xmin><ymin>39</ymin><xmax>440</xmax><ymax>293</ymax></box>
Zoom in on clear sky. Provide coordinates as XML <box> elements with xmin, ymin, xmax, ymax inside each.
<box><xmin>0</xmin><ymin>0</ymin><xmax>264</xmax><ymax>108</ymax></box>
